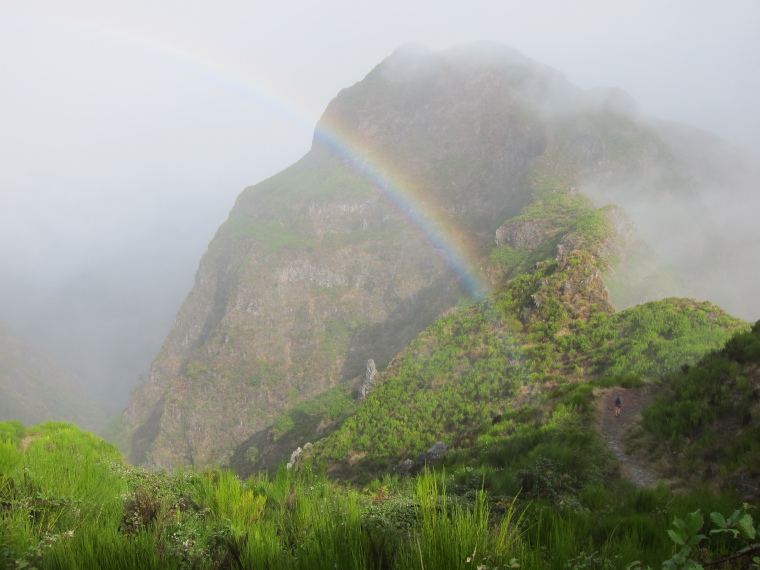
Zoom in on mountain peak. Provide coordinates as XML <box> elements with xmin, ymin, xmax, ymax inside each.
<box><xmin>118</xmin><ymin>44</ymin><xmax>756</xmax><ymax>470</ymax></box>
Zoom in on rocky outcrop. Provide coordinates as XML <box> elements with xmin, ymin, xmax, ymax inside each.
<box><xmin>495</xmin><ymin>218</ymin><xmax>557</xmax><ymax>249</ymax></box>
<box><xmin>555</xmin><ymin>204</ymin><xmax>638</xmax><ymax>265</ymax></box>
<box><xmin>358</xmin><ymin>359</ymin><xmax>378</xmax><ymax>401</ymax></box>
<box><xmin>393</xmin><ymin>441</ymin><xmax>449</xmax><ymax>476</ymax></box>
<box><xmin>519</xmin><ymin>247</ymin><xmax>616</xmax><ymax>328</ymax></box>
<box><xmin>286</xmin><ymin>442</ymin><xmax>312</xmax><ymax>470</ymax></box>
<box><xmin>121</xmin><ymin>170</ymin><xmax>468</xmax><ymax>467</ymax></box>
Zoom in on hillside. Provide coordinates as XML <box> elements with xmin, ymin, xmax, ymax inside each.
<box><xmin>291</xmin><ymin>256</ymin><xmax>745</xmax><ymax>481</ymax></box>
<box><xmin>119</xmin><ymin>42</ymin><xmax>753</xmax><ymax>470</ymax></box>
<box><xmin>231</xmin><ymin>181</ymin><xmax>742</xmax><ymax>478</ymax></box>
<box><xmin>3</xmin><ymin>320</ymin><xmax>759</xmax><ymax>569</ymax></box>
<box><xmin>635</xmin><ymin>320</ymin><xmax>760</xmax><ymax>497</ymax></box>
<box><xmin>0</xmin><ymin>320</ymin><xmax>107</xmax><ymax>431</ymax></box>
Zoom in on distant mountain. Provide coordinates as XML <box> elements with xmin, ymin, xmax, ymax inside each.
<box><xmin>0</xmin><ymin>319</ymin><xmax>107</xmax><ymax>431</ymax></box>
<box><xmin>117</xmin><ymin>43</ymin><xmax>757</xmax><ymax>469</ymax></box>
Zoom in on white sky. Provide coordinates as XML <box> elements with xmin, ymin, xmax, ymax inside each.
<box><xmin>1</xmin><ymin>0</ymin><xmax>759</xmax><ymax>410</ymax></box>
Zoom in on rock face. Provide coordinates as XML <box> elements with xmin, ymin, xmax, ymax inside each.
<box><xmin>120</xmin><ymin>44</ymin><xmax>561</xmax><ymax>467</ymax></box>
<box><xmin>121</xmin><ymin>152</ymin><xmax>471</xmax><ymax>466</ymax></box>
<box><xmin>119</xmin><ymin>43</ymin><xmax>747</xmax><ymax>469</ymax></box>
<box><xmin>496</xmin><ymin>217</ymin><xmax>557</xmax><ymax>249</ymax></box>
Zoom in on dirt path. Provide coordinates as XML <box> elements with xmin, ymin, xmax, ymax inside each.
<box><xmin>595</xmin><ymin>386</ymin><xmax>658</xmax><ymax>488</ymax></box>
<box><xmin>21</xmin><ymin>434</ymin><xmax>39</xmax><ymax>451</ymax></box>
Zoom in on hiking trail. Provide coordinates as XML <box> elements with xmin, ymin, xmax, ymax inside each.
<box><xmin>595</xmin><ymin>386</ymin><xmax>658</xmax><ymax>488</ymax></box>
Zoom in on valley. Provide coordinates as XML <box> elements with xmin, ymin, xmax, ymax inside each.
<box><xmin>1</xmin><ymin>43</ymin><xmax>759</xmax><ymax>568</ymax></box>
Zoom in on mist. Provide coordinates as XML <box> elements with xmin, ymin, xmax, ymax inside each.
<box><xmin>2</xmin><ymin>0</ymin><xmax>759</xmax><ymax>417</ymax></box>
<box><xmin>580</xmin><ymin>136</ymin><xmax>760</xmax><ymax>321</ymax></box>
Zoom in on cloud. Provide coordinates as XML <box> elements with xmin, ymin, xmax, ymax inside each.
<box><xmin>1</xmin><ymin>0</ymin><xmax>759</xmax><ymax>412</ymax></box>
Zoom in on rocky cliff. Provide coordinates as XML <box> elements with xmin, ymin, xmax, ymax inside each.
<box><xmin>119</xmin><ymin>43</ymin><xmax>748</xmax><ymax>468</ymax></box>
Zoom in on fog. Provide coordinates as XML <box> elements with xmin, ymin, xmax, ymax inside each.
<box><xmin>2</xmin><ymin>0</ymin><xmax>759</xmax><ymax>415</ymax></box>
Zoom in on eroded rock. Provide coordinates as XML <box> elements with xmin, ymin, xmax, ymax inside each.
<box><xmin>358</xmin><ymin>359</ymin><xmax>378</xmax><ymax>401</ymax></box>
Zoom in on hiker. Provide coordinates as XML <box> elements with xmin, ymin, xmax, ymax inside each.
<box><xmin>614</xmin><ymin>394</ymin><xmax>622</xmax><ymax>417</ymax></box>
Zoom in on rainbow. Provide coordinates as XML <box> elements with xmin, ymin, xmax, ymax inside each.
<box><xmin>12</xmin><ymin>6</ymin><xmax>492</xmax><ymax>299</ymax></box>
<box><xmin>313</xmin><ymin>127</ymin><xmax>490</xmax><ymax>299</ymax></box>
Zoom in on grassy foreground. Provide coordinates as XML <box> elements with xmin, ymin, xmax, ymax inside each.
<box><xmin>1</xmin><ymin>420</ymin><xmax>758</xmax><ymax>569</ymax></box>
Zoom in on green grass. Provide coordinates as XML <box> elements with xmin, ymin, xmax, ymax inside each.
<box><xmin>2</xmin><ymin>420</ymin><xmax>757</xmax><ymax>568</ymax></box>
<box><xmin>640</xmin><ymin>321</ymin><xmax>760</xmax><ymax>486</ymax></box>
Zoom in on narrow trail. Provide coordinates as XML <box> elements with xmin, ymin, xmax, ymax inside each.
<box><xmin>21</xmin><ymin>435</ymin><xmax>39</xmax><ymax>451</ymax></box>
<box><xmin>595</xmin><ymin>386</ymin><xmax>658</xmax><ymax>488</ymax></box>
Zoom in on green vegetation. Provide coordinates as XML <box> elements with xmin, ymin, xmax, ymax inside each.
<box><xmin>2</xmin><ymin>420</ymin><xmax>757</xmax><ymax>569</ymax></box>
<box><xmin>310</xmin><ymin>246</ymin><xmax>744</xmax><ymax>478</ymax></box>
<box><xmin>581</xmin><ymin>299</ymin><xmax>742</xmax><ymax>379</ymax></box>
<box><xmin>216</xmin><ymin>151</ymin><xmax>379</xmax><ymax>253</ymax></box>
<box><xmin>488</xmin><ymin>186</ymin><xmax>613</xmax><ymax>280</ymax></box>
<box><xmin>639</xmin><ymin>321</ymin><xmax>760</xmax><ymax>488</ymax></box>
<box><xmin>656</xmin><ymin>506</ymin><xmax>760</xmax><ymax>569</ymax></box>
<box><xmin>233</xmin><ymin>151</ymin><xmax>373</xmax><ymax>213</ymax></box>
<box><xmin>1</xmin><ymin>261</ymin><xmax>755</xmax><ymax>569</ymax></box>
<box><xmin>227</xmin><ymin>381</ymin><xmax>360</xmax><ymax>478</ymax></box>
<box><xmin>0</xmin><ymin>422</ymin><xmax>127</xmax><ymax>568</ymax></box>
<box><xmin>225</xmin><ymin>218</ymin><xmax>309</xmax><ymax>250</ymax></box>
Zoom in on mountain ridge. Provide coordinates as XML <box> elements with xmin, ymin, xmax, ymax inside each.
<box><xmin>117</xmin><ymin>43</ymin><xmax>757</xmax><ymax>471</ymax></box>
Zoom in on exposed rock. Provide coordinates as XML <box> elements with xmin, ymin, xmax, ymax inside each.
<box><xmin>413</xmin><ymin>441</ymin><xmax>448</xmax><ymax>470</ymax></box>
<box><xmin>286</xmin><ymin>445</ymin><xmax>308</xmax><ymax>470</ymax></box>
<box><xmin>520</xmin><ymin>249</ymin><xmax>615</xmax><ymax>329</ymax></box>
<box><xmin>290</xmin><ymin>442</ymin><xmax>315</xmax><ymax>470</ymax></box>
<box><xmin>495</xmin><ymin>218</ymin><xmax>557</xmax><ymax>249</ymax></box>
<box><xmin>602</xmin><ymin>205</ymin><xmax>637</xmax><ymax>249</ymax></box>
<box><xmin>393</xmin><ymin>442</ymin><xmax>448</xmax><ymax>477</ymax></box>
<box><xmin>425</xmin><ymin>441</ymin><xmax>448</xmax><ymax>461</ymax></box>
<box><xmin>358</xmin><ymin>359</ymin><xmax>378</xmax><ymax>401</ymax></box>
<box><xmin>393</xmin><ymin>459</ymin><xmax>415</xmax><ymax>477</ymax></box>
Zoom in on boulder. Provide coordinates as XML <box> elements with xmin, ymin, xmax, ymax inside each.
<box><xmin>393</xmin><ymin>459</ymin><xmax>415</xmax><ymax>477</ymax></box>
<box><xmin>394</xmin><ymin>442</ymin><xmax>448</xmax><ymax>477</ymax></box>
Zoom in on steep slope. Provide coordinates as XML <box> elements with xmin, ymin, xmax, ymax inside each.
<box><xmin>632</xmin><ymin>320</ymin><xmax>760</xmax><ymax>499</ymax></box>
<box><xmin>120</xmin><ymin>43</ymin><xmax>748</xmax><ymax>469</ymax></box>
<box><xmin>118</xmin><ymin>149</ymin><xmax>471</xmax><ymax>466</ymax></box>
<box><xmin>307</xmin><ymin>245</ymin><xmax>744</xmax><ymax>480</ymax></box>
<box><xmin>0</xmin><ymin>320</ymin><xmax>107</xmax><ymax>431</ymax></box>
